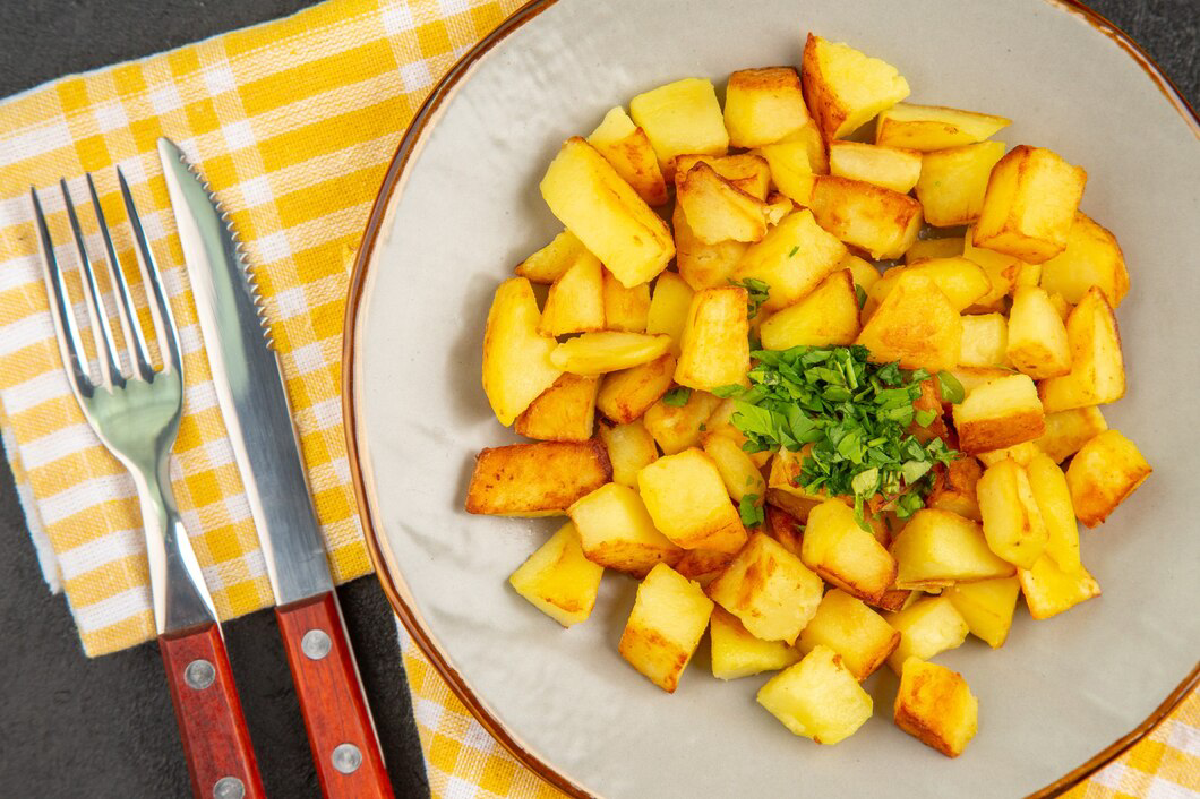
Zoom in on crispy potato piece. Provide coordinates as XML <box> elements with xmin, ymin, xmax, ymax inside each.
<box><xmin>724</xmin><ymin>67</ymin><xmax>809</xmax><ymax>148</ymax></box>
<box><xmin>797</xmin><ymin>589</ymin><xmax>900</xmax><ymax>680</ymax></box>
<box><xmin>630</xmin><ymin>78</ymin><xmax>729</xmax><ymax>178</ymax></box>
<box><xmin>894</xmin><ymin>658</ymin><xmax>979</xmax><ymax>757</ymax></box>
<box><xmin>803</xmin><ymin>500</ymin><xmax>897</xmax><ymax>605</ymax></box>
<box><xmin>551</xmin><ymin>332</ymin><xmax>672</xmax><ymax>375</ymax></box>
<box><xmin>872</xmin><ymin>257</ymin><xmax>991</xmax><ymax>313</ymax></box>
<box><xmin>856</xmin><ymin>273</ymin><xmax>961</xmax><ymax>371</ymax></box>
<box><xmin>906</xmin><ymin>237</ymin><xmax>964</xmax><ymax>263</ymax></box>
<box><xmin>766</xmin><ymin>448</ymin><xmax>828</xmax><ymax>521</ymax></box>
<box><xmin>602</xmin><ymin>269</ymin><xmax>651</xmax><ymax>333</ymax></box>
<box><xmin>638</xmin><ymin>448</ymin><xmax>748</xmax><ymax>552</ymax></box>
<box><xmin>959</xmin><ymin>313</ymin><xmax>1009</xmax><ymax>369</ymax></box>
<box><xmin>961</xmin><ymin>229</ymin><xmax>1020</xmax><ymax>312</ymax></box>
<box><xmin>927</xmin><ymin>456</ymin><xmax>983</xmax><ymax>521</ymax></box>
<box><xmin>482</xmin><ymin>277</ymin><xmax>564</xmax><ymax>426</ymax></box>
<box><xmin>810</xmin><ymin>176</ymin><xmax>923</xmax><ymax>260</ymax></box>
<box><xmin>947</xmin><ymin>366</ymin><xmax>1016</xmax><ymax>398</ymax></box>
<box><xmin>891</xmin><ymin>509</ymin><xmax>1015</xmax><ymax>588</ymax></box>
<box><xmin>1026</xmin><ymin>452</ymin><xmax>1080</xmax><ymax>573</ymax></box>
<box><xmin>515</xmin><ymin>229</ymin><xmax>588</xmax><ymax>283</ymax></box>
<box><xmin>1040</xmin><ymin>212</ymin><xmax>1129</xmax><ymax>306</ymax></box>
<box><xmin>710</xmin><ymin>606</ymin><xmax>800</xmax><ymax>680</ymax></box>
<box><xmin>765</xmin><ymin>504</ymin><xmax>805</xmax><ymax>557</ymax></box>
<box><xmin>598</xmin><ymin>419</ymin><xmax>658</xmax><ymax>487</ymax></box>
<box><xmin>541</xmin><ymin>138</ymin><xmax>674</xmax><ymax>287</ymax></box>
<box><xmin>676</xmin><ymin>153</ymin><xmax>772</xmax><ymax>200</ymax></box>
<box><xmin>758</xmin><ymin>645</ymin><xmax>873</xmax><ymax>745</ymax></box>
<box><xmin>944</xmin><ymin>575</ymin><xmax>1021</xmax><ymax>648</ymax></box>
<box><xmin>829</xmin><ymin>141</ymin><xmax>923</xmax><ymax>193</ymax></box>
<box><xmin>704</xmin><ymin>397</ymin><xmax>770</xmax><ymax>468</ymax></box>
<box><xmin>514</xmin><ymin>373</ymin><xmax>599</xmax><ymax>442</ymax></box>
<box><xmin>673</xmin><ymin>548</ymin><xmax>738</xmax><ymax>584</ymax></box>
<box><xmin>1018</xmin><ymin>555</ymin><xmax>1101</xmax><ymax>620</ymax></box>
<box><xmin>915</xmin><ymin>141</ymin><xmax>1006</xmax><ymax>226</ymax></box>
<box><xmin>619</xmin><ymin>564</ymin><xmax>713</xmax><ymax>692</ymax></box>
<box><xmin>646</xmin><ymin>272</ymin><xmax>695</xmax><ymax>352</ymax></box>
<box><xmin>642</xmin><ymin>389</ymin><xmax>722</xmax><ymax>455</ymax></box>
<box><xmin>872</xmin><ymin>588</ymin><xmax>916</xmax><ymax>613</ymax></box>
<box><xmin>708</xmin><ymin>532</ymin><xmax>823</xmax><ymax>643</ymax></box>
<box><xmin>568</xmin><ymin>482</ymin><xmax>683</xmax><ymax>575</ymax></box>
<box><xmin>676</xmin><ymin>162</ymin><xmax>768</xmax><ymax>244</ymax></box>
<box><xmin>702</xmin><ymin>432</ymin><xmax>766</xmax><ymax>503</ymax></box>
<box><xmin>843</xmin><ymin>253</ymin><xmax>879</xmax><ymax>292</ymax></box>
<box><xmin>760</xmin><ymin>270</ymin><xmax>860</xmax><ymax>350</ymax></box>
<box><xmin>953</xmin><ymin>374</ymin><xmax>1045</xmax><ymax>454</ymax></box>
<box><xmin>763</xmin><ymin>192</ymin><xmax>795</xmax><ymax>226</ymax></box>
<box><xmin>758</xmin><ymin>140</ymin><xmax>817</xmax><ymax>205</ymax></box>
<box><xmin>1066</xmin><ymin>430</ymin><xmax>1152</xmax><ymax>528</ymax></box>
<box><xmin>539</xmin><ymin>251</ymin><xmax>606</xmax><ymax>336</ymax></box>
<box><xmin>975</xmin><ymin>442</ymin><xmax>1041</xmax><ymax>469</ymax></box>
<box><xmin>977</xmin><ymin>457</ymin><xmax>1048</xmax><ymax>569</ymax></box>
<box><xmin>908</xmin><ymin>375</ymin><xmax>950</xmax><ymax>445</ymax></box>
<box><xmin>675</xmin><ymin>287</ymin><xmax>751</xmax><ymax>391</ymax></box>
<box><xmin>781</xmin><ymin>118</ymin><xmax>830</xmax><ymax>173</ymax></box>
<box><xmin>587</xmin><ymin>106</ymin><xmax>669</xmax><ymax>206</ymax></box>
<box><xmin>1035</xmin><ymin>406</ymin><xmax>1107</xmax><ymax>463</ymax></box>
<box><xmin>802</xmin><ymin>34</ymin><xmax>910</xmax><ymax>140</ymax></box>
<box><xmin>876</xmin><ymin>103</ymin><xmax>1010</xmax><ymax>150</ymax></box>
<box><xmin>1007</xmin><ymin>287</ymin><xmax>1071</xmax><ymax>379</ymax></box>
<box><xmin>884</xmin><ymin>596</ymin><xmax>969</xmax><ymax>673</ymax></box>
<box><xmin>1039</xmin><ymin>287</ymin><xmax>1125</xmax><ymax>411</ymax></box>
<box><xmin>672</xmin><ymin>202</ymin><xmax>749</xmax><ymax>291</ymax></box>
<box><xmin>595</xmin><ymin>352</ymin><xmax>676</xmax><ymax>424</ymax></box>
<box><xmin>732</xmin><ymin>209</ymin><xmax>848</xmax><ymax>311</ymax></box>
<box><xmin>509</xmin><ymin>522</ymin><xmax>604</xmax><ymax>626</ymax></box>
<box><xmin>466</xmin><ymin>440</ymin><xmax>611</xmax><ymax>516</ymax></box>
<box><xmin>973</xmin><ymin>145</ymin><xmax>1087</xmax><ymax>263</ymax></box>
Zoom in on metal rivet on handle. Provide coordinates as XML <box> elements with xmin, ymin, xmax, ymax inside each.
<box><xmin>301</xmin><ymin>628</ymin><xmax>332</xmax><ymax>661</ymax></box>
<box><xmin>185</xmin><ymin>659</ymin><xmax>216</xmax><ymax>690</ymax></box>
<box><xmin>212</xmin><ymin>776</ymin><xmax>245</xmax><ymax>799</ymax></box>
<box><xmin>331</xmin><ymin>743</ymin><xmax>362</xmax><ymax>774</ymax></box>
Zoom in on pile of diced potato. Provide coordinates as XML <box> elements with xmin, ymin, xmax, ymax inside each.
<box><xmin>465</xmin><ymin>32</ymin><xmax>1152</xmax><ymax>757</ymax></box>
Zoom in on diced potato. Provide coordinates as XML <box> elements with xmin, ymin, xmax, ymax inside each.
<box><xmin>676</xmin><ymin>153</ymin><xmax>772</xmax><ymax>200</ymax></box>
<box><xmin>1036</xmin><ymin>406</ymin><xmax>1108</xmax><ymax>463</ymax></box>
<box><xmin>803</xmin><ymin>500</ymin><xmax>898</xmax><ymax>604</ymax></box>
<box><xmin>961</xmin><ymin>229</ymin><xmax>1020</xmax><ymax>312</ymax></box>
<box><xmin>587</xmin><ymin>106</ymin><xmax>669</xmax><ymax>206</ymax></box>
<box><xmin>796</xmin><ymin>589</ymin><xmax>900</xmax><ymax>680</ymax></box>
<box><xmin>1007</xmin><ymin>287</ymin><xmax>1071</xmax><ymax>379</ymax></box>
<box><xmin>948</xmin><ymin>366</ymin><xmax>1016</xmax><ymax>398</ymax></box>
<box><xmin>872</xmin><ymin>257</ymin><xmax>991</xmax><ymax>313</ymax></box>
<box><xmin>646</xmin><ymin>272</ymin><xmax>695</xmax><ymax>351</ymax></box>
<box><xmin>1048</xmin><ymin>291</ymin><xmax>1072</xmax><ymax>322</ymax></box>
<box><xmin>761</xmin><ymin>270</ymin><xmax>860</xmax><ymax>349</ymax></box>
<box><xmin>876</xmin><ymin>103</ymin><xmax>1011</xmax><ymax>151</ymax></box>
<box><xmin>515</xmin><ymin>229</ymin><xmax>587</xmax><ymax>283</ymax></box>
<box><xmin>540</xmin><ymin>138</ymin><xmax>675</xmax><ymax>287</ymax></box>
<box><xmin>482</xmin><ymin>277</ymin><xmax>563</xmax><ymax>426</ymax></box>
<box><xmin>976</xmin><ymin>441</ymin><xmax>1041</xmax><ymax>468</ymax></box>
<box><xmin>973</xmin><ymin>145</ymin><xmax>1088</xmax><ymax>263</ymax></box>
<box><xmin>642</xmin><ymin>389</ymin><xmax>722</xmax><ymax>454</ymax></box>
<box><xmin>828</xmin><ymin>141</ymin><xmax>923</xmax><ymax>193</ymax></box>
<box><xmin>952</xmin><ymin>374</ymin><xmax>1045</xmax><ymax>454</ymax></box>
<box><xmin>704</xmin><ymin>398</ymin><xmax>770</xmax><ymax>468</ymax></box>
<box><xmin>539</xmin><ymin>251</ymin><xmax>606</xmax><ymax>336</ymax></box>
<box><xmin>618</xmin><ymin>563</ymin><xmax>713</xmax><ymax>692</ymax></box>
<box><xmin>514</xmin><ymin>373</ymin><xmax>599</xmax><ymax>442</ymax></box>
<box><xmin>765</xmin><ymin>504</ymin><xmax>805</xmax><ymax>557</ymax></box>
<box><xmin>1040</xmin><ymin>212</ymin><xmax>1129</xmax><ymax>306</ymax></box>
<box><xmin>708</xmin><ymin>532</ymin><xmax>824</xmax><ymax>643</ymax></box>
<box><xmin>672</xmin><ymin>203</ymin><xmax>748</xmax><ymax>291</ymax></box>
<box><xmin>843</xmin><ymin>254</ymin><xmax>879</xmax><ymax>293</ymax></box>
<box><xmin>710</xmin><ymin>607</ymin><xmax>800</xmax><ymax>680</ymax></box>
<box><xmin>675</xmin><ymin>287</ymin><xmax>751</xmax><ymax>390</ymax></box>
<box><xmin>810</xmin><ymin>176</ymin><xmax>924</xmax><ymax>260</ymax></box>
<box><xmin>676</xmin><ymin>162</ymin><xmax>768</xmax><ymax>244</ymax></box>
<box><xmin>894</xmin><ymin>658</ymin><xmax>979</xmax><ymax>757</ymax></box>
<box><xmin>891</xmin><ymin>509</ymin><xmax>1015</xmax><ymax>588</ymax></box>
<box><xmin>884</xmin><ymin>596</ymin><xmax>969</xmax><ymax>673</ymax></box>
<box><xmin>551</xmin><ymin>332</ymin><xmax>672</xmax><ymax>375</ymax></box>
<box><xmin>1026</xmin><ymin>452</ymin><xmax>1080</xmax><ymax>573</ymax></box>
<box><xmin>568</xmin><ymin>482</ymin><xmax>683</xmax><ymax>575</ymax></box>
<box><xmin>595</xmin><ymin>352</ymin><xmax>676</xmax><ymax>424</ymax></box>
<box><xmin>763</xmin><ymin>192</ymin><xmax>794</xmax><ymax>225</ymax></box>
<box><xmin>873</xmin><ymin>588</ymin><xmax>916</xmax><ymax>613</ymax></box>
<box><xmin>926</xmin><ymin>456</ymin><xmax>983</xmax><ymax>521</ymax></box>
<box><xmin>509</xmin><ymin>522</ymin><xmax>604</xmax><ymax>626</ymax></box>
<box><xmin>856</xmin><ymin>273</ymin><xmax>961</xmax><ymax>371</ymax></box>
<box><xmin>638</xmin><ymin>448</ymin><xmax>748</xmax><ymax>552</ymax></box>
<box><xmin>958</xmin><ymin>313</ymin><xmax>1009</xmax><ymax>369</ymax></box>
<box><xmin>781</xmin><ymin>118</ymin><xmax>830</xmax><ymax>173</ymax></box>
<box><xmin>1014</xmin><ymin>261</ymin><xmax>1042</xmax><ymax>289</ymax></box>
<box><xmin>757</xmin><ymin>645</ymin><xmax>873</xmax><ymax>745</ymax></box>
<box><xmin>906</xmin><ymin>376</ymin><xmax>949</xmax><ymax>446</ymax></box>
<box><xmin>944</xmin><ymin>576</ymin><xmax>1021</xmax><ymax>648</ymax></box>
<box><xmin>1039</xmin><ymin>287</ymin><xmax>1125</xmax><ymax>412</ymax></box>
<box><xmin>906</xmin><ymin>237</ymin><xmax>964</xmax><ymax>263</ymax></box>
<box><xmin>630</xmin><ymin>78</ymin><xmax>729</xmax><ymax>178</ymax></box>
<box><xmin>976</xmin><ymin>457</ymin><xmax>1048</xmax><ymax>569</ymax></box>
<box><xmin>602</xmin><ymin>269</ymin><xmax>651</xmax><ymax>333</ymax></box>
<box><xmin>1066</xmin><ymin>430</ymin><xmax>1152</xmax><ymax>528</ymax></box>
<box><xmin>1018</xmin><ymin>555</ymin><xmax>1101</xmax><ymax>620</ymax></box>
<box><xmin>598</xmin><ymin>419</ymin><xmax>658</xmax><ymax>487</ymax></box>
<box><xmin>673</xmin><ymin>548</ymin><xmax>737</xmax><ymax>584</ymax></box>
<box><xmin>702</xmin><ymin>432</ymin><xmax>766</xmax><ymax>503</ymax></box>
<box><xmin>732</xmin><ymin>209</ymin><xmax>848</xmax><ymax>311</ymax></box>
<box><xmin>724</xmin><ymin>67</ymin><xmax>809</xmax><ymax>148</ymax></box>
<box><xmin>915</xmin><ymin>141</ymin><xmax>1006</xmax><ymax>226</ymax></box>
<box><xmin>766</xmin><ymin>448</ymin><xmax>827</xmax><ymax>521</ymax></box>
<box><xmin>758</xmin><ymin>140</ymin><xmax>817</xmax><ymax>206</ymax></box>
<box><xmin>802</xmin><ymin>34</ymin><xmax>910</xmax><ymax>140</ymax></box>
<box><xmin>466</xmin><ymin>440</ymin><xmax>611</xmax><ymax>516</ymax></box>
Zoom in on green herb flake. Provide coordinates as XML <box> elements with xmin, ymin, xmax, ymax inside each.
<box><xmin>661</xmin><ymin>386</ymin><xmax>692</xmax><ymax>407</ymax></box>
<box><xmin>729</xmin><ymin>277</ymin><xmax>771</xmax><ymax>318</ymax></box>
<box><xmin>856</xmin><ymin>284</ymin><xmax>868</xmax><ymax>310</ymax></box>
<box><xmin>738</xmin><ymin>494</ymin><xmax>765</xmax><ymax>528</ymax></box>
<box><xmin>937</xmin><ymin>370</ymin><xmax>966</xmax><ymax>404</ymax></box>
<box><xmin>788</xmin><ymin>246</ymin><xmax>799</xmax><ymax>258</ymax></box>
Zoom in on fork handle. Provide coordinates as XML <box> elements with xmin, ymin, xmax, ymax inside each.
<box><xmin>159</xmin><ymin>624</ymin><xmax>266</xmax><ymax>799</ymax></box>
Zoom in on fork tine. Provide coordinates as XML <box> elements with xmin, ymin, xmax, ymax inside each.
<box><xmin>60</xmin><ymin>179</ymin><xmax>121</xmax><ymax>388</ymax></box>
<box><xmin>118</xmin><ymin>168</ymin><xmax>182</xmax><ymax>374</ymax></box>
<box><xmin>88</xmin><ymin>173</ymin><xmax>154</xmax><ymax>382</ymax></box>
<box><xmin>31</xmin><ymin>187</ymin><xmax>94</xmax><ymax>399</ymax></box>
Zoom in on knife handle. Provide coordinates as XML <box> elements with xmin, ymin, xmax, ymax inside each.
<box><xmin>159</xmin><ymin>624</ymin><xmax>266</xmax><ymax>799</ymax></box>
<box><xmin>276</xmin><ymin>592</ymin><xmax>393</xmax><ymax>798</ymax></box>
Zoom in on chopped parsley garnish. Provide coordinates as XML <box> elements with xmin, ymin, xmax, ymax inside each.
<box><xmin>661</xmin><ymin>385</ymin><xmax>692</xmax><ymax>407</ymax></box>
<box><xmin>855</xmin><ymin>284</ymin><xmax>868</xmax><ymax>310</ymax></box>
<box><xmin>738</xmin><ymin>493</ymin><xmax>765</xmax><ymax>528</ymax></box>
<box><xmin>787</xmin><ymin>246</ymin><xmax>800</xmax><ymax>257</ymax></box>
<box><xmin>937</xmin><ymin>370</ymin><xmax>966</xmax><ymax>404</ymax></box>
<box><xmin>728</xmin><ymin>277</ymin><xmax>771</xmax><ymax>318</ymax></box>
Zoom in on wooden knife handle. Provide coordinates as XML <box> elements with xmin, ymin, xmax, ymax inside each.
<box><xmin>159</xmin><ymin>624</ymin><xmax>265</xmax><ymax>798</ymax></box>
<box><xmin>276</xmin><ymin>592</ymin><xmax>393</xmax><ymax>798</ymax></box>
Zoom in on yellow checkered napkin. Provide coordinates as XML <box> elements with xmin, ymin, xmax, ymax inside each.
<box><xmin>0</xmin><ymin>0</ymin><xmax>1191</xmax><ymax>796</ymax></box>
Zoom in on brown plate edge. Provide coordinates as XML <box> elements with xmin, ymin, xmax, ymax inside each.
<box><xmin>339</xmin><ymin>1</ymin><xmax>1200</xmax><ymax>798</ymax></box>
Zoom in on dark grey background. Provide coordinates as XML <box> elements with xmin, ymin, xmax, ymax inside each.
<box><xmin>0</xmin><ymin>1</ymin><xmax>1195</xmax><ymax>798</ymax></box>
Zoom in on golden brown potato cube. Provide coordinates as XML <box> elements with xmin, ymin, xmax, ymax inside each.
<box><xmin>765</xmin><ymin>504</ymin><xmax>805</xmax><ymax>557</ymax></box>
<box><xmin>926</xmin><ymin>456</ymin><xmax>984</xmax><ymax>521</ymax></box>
<box><xmin>907</xmin><ymin>376</ymin><xmax>950</xmax><ymax>445</ymax></box>
<box><xmin>856</xmin><ymin>273</ymin><xmax>961</xmax><ymax>371</ymax></box>
<box><xmin>514</xmin><ymin>373</ymin><xmax>599</xmax><ymax>442</ymax></box>
<box><xmin>595</xmin><ymin>352</ymin><xmax>676</xmax><ymax>424</ymax></box>
<box><xmin>630</xmin><ymin>78</ymin><xmax>729</xmax><ymax>178</ymax></box>
<box><xmin>763</xmin><ymin>192</ymin><xmax>795</xmax><ymax>226</ymax></box>
<box><xmin>1066</xmin><ymin>430</ymin><xmax>1151</xmax><ymax>528</ymax></box>
<box><xmin>952</xmin><ymin>374</ymin><xmax>1045</xmax><ymax>454</ymax></box>
<box><xmin>797</xmin><ymin>589</ymin><xmax>900</xmax><ymax>680</ymax></box>
<box><xmin>958</xmin><ymin>313</ymin><xmax>1009</xmax><ymax>369</ymax></box>
<box><xmin>891</xmin><ymin>509</ymin><xmax>1015</xmax><ymax>589</ymax></box>
<box><xmin>1039</xmin><ymin>287</ymin><xmax>1125</xmax><ymax>412</ymax></box>
<box><xmin>1018</xmin><ymin>555</ymin><xmax>1101</xmax><ymax>620</ymax></box>
<box><xmin>637</xmin><ymin>448</ymin><xmax>748</xmax><ymax>552</ymax></box>
<box><xmin>466</xmin><ymin>440</ymin><xmax>611</xmax><ymax>516</ymax></box>
<box><xmin>551</xmin><ymin>332</ymin><xmax>672</xmax><ymax>376</ymax></box>
<box><xmin>645</xmin><ymin>272</ymin><xmax>695</xmax><ymax>351</ymax></box>
<box><xmin>515</xmin><ymin>229</ymin><xmax>588</xmax><ymax>284</ymax></box>
<box><xmin>915</xmin><ymin>141</ymin><xmax>1007</xmax><ymax>227</ymax></box>
<box><xmin>1048</xmin><ymin>290</ymin><xmax>1073</xmax><ymax>322</ymax></box>
<box><xmin>673</xmin><ymin>548</ymin><xmax>737</xmax><ymax>584</ymax></box>
<box><xmin>961</xmin><ymin>230</ymin><xmax>1020</xmax><ymax>312</ymax></box>
<box><xmin>906</xmin><ymin>237</ymin><xmax>965</xmax><ymax>263</ymax></box>
<box><xmin>675</xmin><ymin>287</ymin><xmax>751</xmax><ymax>391</ymax></box>
<box><xmin>758</xmin><ymin>645</ymin><xmax>873</xmax><ymax>744</ymax></box>
<box><xmin>540</xmin><ymin>138</ymin><xmax>675</xmax><ymax>287</ymax></box>
<box><xmin>766</xmin><ymin>448</ymin><xmax>828</xmax><ymax>521</ymax></box>
<box><xmin>732</xmin><ymin>209</ymin><xmax>849</xmax><ymax>311</ymax></box>
<box><xmin>976</xmin><ymin>457</ymin><xmax>1048</xmax><ymax>569</ymax></box>
<box><xmin>672</xmin><ymin>202</ymin><xmax>748</xmax><ymax>292</ymax></box>
<box><xmin>724</xmin><ymin>67</ymin><xmax>809</xmax><ymax>149</ymax></box>
<box><xmin>482</xmin><ymin>277</ymin><xmax>563</xmax><ymax>426</ymax></box>
<box><xmin>894</xmin><ymin>658</ymin><xmax>979</xmax><ymax>757</ymax></box>
<box><xmin>976</xmin><ymin>442</ymin><xmax>1042</xmax><ymax>469</ymax></box>
<box><xmin>598</xmin><ymin>419</ymin><xmax>658</xmax><ymax>487</ymax></box>
<box><xmin>758</xmin><ymin>140</ymin><xmax>817</xmax><ymax>205</ymax></box>
<box><xmin>708</xmin><ymin>532</ymin><xmax>823</xmax><ymax>643</ymax></box>
<box><xmin>602</xmin><ymin>269</ymin><xmax>650</xmax><ymax>333</ymax></box>
<box><xmin>884</xmin><ymin>596</ymin><xmax>969</xmax><ymax>673</ymax></box>
<box><xmin>810</xmin><ymin>176</ymin><xmax>923</xmax><ymax>260</ymax></box>
<box><xmin>1035</xmin><ymin>406</ymin><xmax>1108</xmax><ymax>463</ymax></box>
<box><xmin>1014</xmin><ymin>260</ymin><xmax>1042</xmax><ymax>289</ymax></box>
<box><xmin>676</xmin><ymin>153</ymin><xmax>772</xmax><ymax>201</ymax></box>
<box><xmin>760</xmin><ymin>270</ymin><xmax>860</xmax><ymax>350</ymax></box>
<box><xmin>568</xmin><ymin>482</ymin><xmax>683</xmax><ymax>575</ymax></box>
<box><xmin>1040</xmin><ymin>212</ymin><xmax>1129</xmax><ymax>306</ymax></box>
<box><xmin>618</xmin><ymin>563</ymin><xmax>713</xmax><ymax>692</ymax></box>
<box><xmin>710</xmin><ymin>606</ymin><xmax>800</xmax><ymax>680</ymax></box>
<box><xmin>802</xmin><ymin>34</ymin><xmax>910</xmax><ymax>141</ymax></box>
<box><xmin>972</xmin><ymin>145</ymin><xmax>1088</xmax><ymax>264</ymax></box>
<box><xmin>676</xmin><ymin>163</ymin><xmax>768</xmax><ymax>244</ymax></box>
<box><xmin>803</xmin><ymin>500</ymin><xmax>898</xmax><ymax>604</ymax></box>
<box><xmin>1007</xmin><ymin>287</ymin><xmax>1071</xmax><ymax>379</ymax></box>
<box><xmin>1026</xmin><ymin>452</ymin><xmax>1080</xmax><ymax>573</ymax></box>
<box><xmin>642</xmin><ymin>389</ymin><xmax>722</xmax><ymax>454</ymax></box>
<box><xmin>828</xmin><ymin>141</ymin><xmax>923</xmax><ymax>193</ymax></box>
<box><xmin>943</xmin><ymin>575</ymin><xmax>1021</xmax><ymax>648</ymax></box>
<box><xmin>782</xmin><ymin>118</ymin><xmax>830</xmax><ymax>172</ymax></box>
<box><xmin>509</xmin><ymin>522</ymin><xmax>604</xmax><ymax>626</ymax></box>
<box><xmin>843</xmin><ymin>253</ymin><xmax>880</xmax><ymax>292</ymax></box>
<box><xmin>702</xmin><ymin>432</ymin><xmax>766</xmax><ymax>503</ymax></box>
<box><xmin>872</xmin><ymin>257</ymin><xmax>992</xmax><ymax>313</ymax></box>
<box><xmin>876</xmin><ymin>103</ymin><xmax>1010</xmax><ymax>151</ymax></box>
<box><xmin>947</xmin><ymin>367</ymin><xmax>1017</xmax><ymax>399</ymax></box>
<box><xmin>587</xmin><ymin>106</ymin><xmax>669</xmax><ymax>206</ymax></box>
<box><xmin>538</xmin><ymin>251</ymin><xmax>606</xmax><ymax>336</ymax></box>
<box><xmin>872</xmin><ymin>588</ymin><xmax>916</xmax><ymax>613</ymax></box>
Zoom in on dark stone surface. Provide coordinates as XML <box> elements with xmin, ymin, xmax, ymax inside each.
<box><xmin>0</xmin><ymin>1</ymin><xmax>1194</xmax><ymax>798</ymax></box>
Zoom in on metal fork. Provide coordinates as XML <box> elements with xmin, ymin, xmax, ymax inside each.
<box><xmin>32</xmin><ymin>174</ymin><xmax>265</xmax><ymax>800</ymax></box>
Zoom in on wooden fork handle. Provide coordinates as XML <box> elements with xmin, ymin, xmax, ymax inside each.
<box><xmin>276</xmin><ymin>592</ymin><xmax>393</xmax><ymax>798</ymax></box>
<box><xmin>159</xmin><ymin>624</ymin><xmax>265</xmax><ymax>798</ymax></box>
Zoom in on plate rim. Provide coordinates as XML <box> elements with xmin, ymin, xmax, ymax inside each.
<box><xmin>341</xmin><ymin>1</ymin><xmax>1200</xmax><ymax>796</ymax></box>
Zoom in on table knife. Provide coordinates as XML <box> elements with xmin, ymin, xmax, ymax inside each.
<box><xmin>157</xmin><ymin>137</ymin><xmax>393</xmax><ymax>798</ymax></box>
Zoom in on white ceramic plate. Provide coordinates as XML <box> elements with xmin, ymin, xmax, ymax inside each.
<box><xmin>345</xmin><ymin>1</ymin><xmax>1200</xmax><ymax>796</ymax></box>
